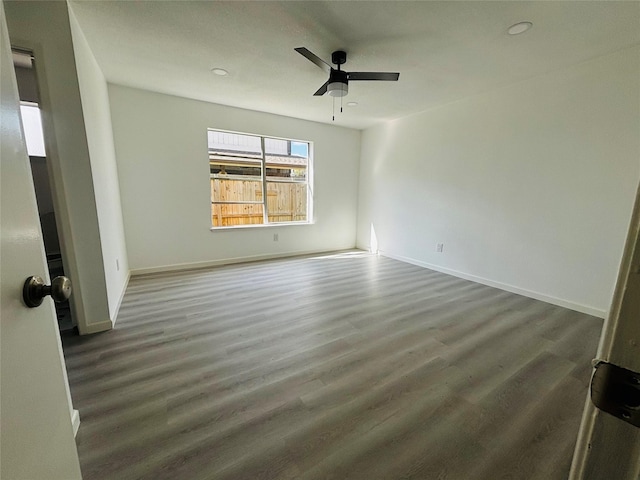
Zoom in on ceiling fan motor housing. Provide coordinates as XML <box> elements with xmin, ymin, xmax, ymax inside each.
<box><xmin>328</xmin><ymin>69</ymin><xmax>348</xmax><ymax>97</ymax></box>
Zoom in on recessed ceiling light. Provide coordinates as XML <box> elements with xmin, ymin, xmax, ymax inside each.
<box><xmin>347</xmin><ymin>102</ymin><xmax>358</xmax><ymax>107</ymax></box>
<box><xmin>211</xmin><ymin>68</ymin><xmax>228</xmax><ymax>76</ymax></box>
<box><xmin>508</xmin><ymin>22</ymin><xmax>533</xmax><ymax>35</ymax></box>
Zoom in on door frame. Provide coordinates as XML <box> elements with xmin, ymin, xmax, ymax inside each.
<box><xmin>8</xmin><ymin>38</ymin><xmax>87</xmax><ymax>333</ymax></box>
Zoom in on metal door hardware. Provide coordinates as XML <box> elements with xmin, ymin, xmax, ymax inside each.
<box><xmin>22</xmin><ymin>275</ymin><xmax>71</xmax><ymax>308</ymax></box>
<box><xmin>591</xmin><ymin>361</ymin><xmax>640</xmax><ymax>428</ymax></box>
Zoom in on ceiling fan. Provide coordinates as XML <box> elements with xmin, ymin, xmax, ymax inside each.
<box><xmin>294</xmin><ymin>47</ymin><xmax>399</xmax><ymax>98</ymax></box>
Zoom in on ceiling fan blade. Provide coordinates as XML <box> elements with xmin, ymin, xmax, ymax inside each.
<box><xmin>348</xmin><ymin>72</ymin><xmax>400</xmax><ymax>81</ymax></box>
<box><xmin>295</xmin><ymin>47</ymin><xmax>331</xmax><ymax>73</ymax></box>
<box><xmin>313</xmin><ymin>80</ymin><xmax>329</xmax><ymax>96</ymax></box>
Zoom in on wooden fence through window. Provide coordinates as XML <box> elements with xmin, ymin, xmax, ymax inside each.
<box><xmin>211</xmin><ymin>178</ymin><xmax>307</xmax><ymax>227</ymax></box>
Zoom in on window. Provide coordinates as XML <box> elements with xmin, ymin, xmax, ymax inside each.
<box><xmin>19</xmin><ymin>102</ymin><xmax>46</xmax><ymax>157</ymax></box>
<box><xmin>209</xmin><ymin>129</ymin><xmax>311</xmax><ymax>228</ymax></box>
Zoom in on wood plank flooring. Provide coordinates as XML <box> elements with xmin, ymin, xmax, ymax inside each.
<box><xmin>62</xmin><ymin>251</ymin><xmax>603</xmax><ymax>480</ymax></box>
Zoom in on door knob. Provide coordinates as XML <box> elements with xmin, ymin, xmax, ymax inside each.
<box><xmin>23</xmin><ymin>275</ymin><xmax>72</xmax><ymax>308</ymax></box>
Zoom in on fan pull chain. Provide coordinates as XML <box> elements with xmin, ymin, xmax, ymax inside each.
<box><xmin>341</xmin><ymin>95</ymin><xmax>343</xmax><ymax>113</ymax></box>
<box><xmin>332</xmin><ymin>96</ymin><xmax>335</xmax><ymax>122</ymax></box>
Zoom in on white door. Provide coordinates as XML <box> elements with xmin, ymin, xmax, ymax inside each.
<box><xmin>0</xmin><ymin>3</ymin><xmax>82</xmax><ymax>479</ymax></box>
<box><xmin>570</xmin><ymin>182</ymin><xmax>640</xmax><ymax>479</ymax></box>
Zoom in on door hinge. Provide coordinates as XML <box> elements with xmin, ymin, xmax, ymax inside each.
<box><xmin>591</xmin><ymin>360</ymin><xmax>640</xmax><ymax>428</ymax></box>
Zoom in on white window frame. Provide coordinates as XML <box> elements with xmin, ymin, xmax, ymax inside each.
<box><xmin>208</xmin><ymin>128</ymin><xmax>313</xmax><ymax>229</ymax></box>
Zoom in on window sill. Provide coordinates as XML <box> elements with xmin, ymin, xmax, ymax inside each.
<box><xmin>210</xmin><ymin>222</ymin><xmax>313</xmax><ymax>231</ymax></box>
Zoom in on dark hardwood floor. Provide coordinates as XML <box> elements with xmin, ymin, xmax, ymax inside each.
<box><xmin>62</xmin><ymin>251</ymin><xmax>603</xmax><ymax>480</ymax></box>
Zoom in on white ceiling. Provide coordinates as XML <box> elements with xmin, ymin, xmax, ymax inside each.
<box><xmin>69</xmin><ymin>1</ymin><xmax>640</xmax><ymax>130</ymax></box>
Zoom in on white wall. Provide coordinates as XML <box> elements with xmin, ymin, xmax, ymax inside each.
<box><xmin>357</xmin><ymin>46</ymin><xmax>640</xmax><ymax>318</ymax></box>
<box><xmin>68</xmin><ymin>6</ymin><xmax>129</xmax><ymax>320</ymax></box>
<box><xmin>108</xmin><ymin>85</ymin><xmax>361</xmax><ymax>272</ymax></box>
<box><xmin>5</xmin><ymin>1</ymin><xmax>112</xmax><ymax>333</ymax></box>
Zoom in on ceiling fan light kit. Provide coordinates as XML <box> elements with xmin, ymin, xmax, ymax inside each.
<box><xmin>328</xmin><ymin>82</ymin><xmax>348</xmax><ymax>97</ymax></box>
<box><xmin>328</xmin><ymin>69</ymin><xmax>349</xmax><ymax>97</ymax></box>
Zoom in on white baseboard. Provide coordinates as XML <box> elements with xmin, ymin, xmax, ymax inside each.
<box><xmin>379</xmin><ymin>250</ymin><xmax>607</xmax><ymax>319</ymax></box>
<box><xmin>80</xmin><ymin>319</ymin><xmax>113</xmax><ymax>335</ymax></box>
<box><xmin>111</xmin><ymin>272</ymin><xmax>130</xmax><ymax>328</ymax></box>
<box><xmin>76</xmin><ymin>273</ymin><xmax>130</xmax><ymax>334</ymax></box>
<box><xmin>130</xmin><ymin>247</ymin><xmax>356</xmax><ymax>276</ymax></box>
<box><xmin>71</xmin><ymin>409</ymin><xmax>80</xmax><ymax>438</ymax></box>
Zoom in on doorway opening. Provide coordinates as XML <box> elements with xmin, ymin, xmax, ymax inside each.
<box><xmin>12</xmin><ymin>48</ymin><xmax>75</xmax><ymax>332</ymax></box>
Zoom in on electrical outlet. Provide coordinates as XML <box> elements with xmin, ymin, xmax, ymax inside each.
<box><xmin>273</xmin><ymin>233</ymin><xmax>279</xmax><ymax>242</ymax></box>
<box><xmin>436</xmin><ymin>243</ymin><xmax>444</xmax><ymax>253</ymax></box>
